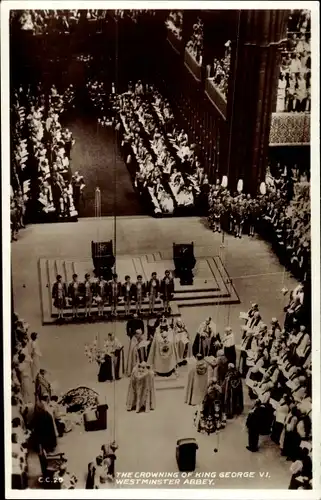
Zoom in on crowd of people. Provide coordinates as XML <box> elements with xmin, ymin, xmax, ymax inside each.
<box><xmin>277</xmin><ymin>9</ymin><xmax>311</xmax><ymax>113</ymax></box>
<box><xmin>11</xmin><ymin>314</ymin><xmax>79</xmax><ymax>489</ymax></box>
<box><xmin>241</xmin><ymin>284</ymin><xmax>312</xmax><ymax>489</ymax></box>
<box><xmin>207</xmin><ymin>41</ymin><xmax>232</xmax><ymax>100</ymax></box>
<box><xmin>104</xmin><ymin>81</ymin><xmax>209</xmax><ymax>216</ymax></box>
<box><xmin>186</xmin><ymin>17</ymin><xmax>204</xmax><ymax>64</ymax></box>
<box><xmin>10</xmin><ymin>82</ymin><xmax>78</xmax><ymax>235</ymax></box>
<box><xmin>52</xmin><ymin>270</ymin><xmax>175</xmax><ymax>320</ymax></box>
<box><xmin>165</xmin><ymin>11</ymin><xmax>183</xmax><ymax>41</ymax></box>
<box><xmin>207</xmin><ymin>163</ymin><xmax>310</xmax><ymax>283</ymax></box>
<box><xmin>11</xmin><ymin>10</ymin><xmax>108</xmax><ymax>35</ymax></box>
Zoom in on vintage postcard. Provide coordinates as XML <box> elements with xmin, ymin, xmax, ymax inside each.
<box><xmin>2</xmin><ymin>1</ymin><xmax>320</xmax><ymax>499</ymax></box>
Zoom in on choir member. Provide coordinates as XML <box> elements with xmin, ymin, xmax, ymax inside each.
<box><xmin>68</xmin><ymin>273</ymin><xmax>81</xmax><ymax>319</ymax></box>
<box><xmin>82</xmin><ymin>273</ymin><xmax>94</xmax><ymax>318</ymax></box>
<box><xmin>108</xmin><ymin>274</ymin><xmax>121</xmax><ymax>317</ymax></box>
<box><xmin>160</xmin><ymin>270</ymin><xmax>175</xmax><ymax>314</ymax></box>
<box><xmin>94</xmin><ymin>276</ymin><xmax>108</xmax><ymax>317</ymax></box>
<box><xmin>52</xmin><ymin>274</ymin><xmax>67</xmax><ymax>319</ymax></box>
<box><xmin>146</xmin><ymin>272</ymin><xmax>160</xmax><ymax>315</ymax></box>
<box><xmin>133</xmin><ymin>275</ymin><xmax>146</xmax><ymax>315</ymax></box>
<box><xmin>122</xmin><ymin>275</ymin><xmax>135</xmax><ymax>316</ymax></box>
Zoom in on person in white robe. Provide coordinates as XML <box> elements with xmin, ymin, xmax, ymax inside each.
<box><xmin>174</xmin><ymin>319</ymin><xmax>191</xmax><ymax>365</ymax></box>
<box><xmin>30</xmin><ymin>332</ymin><xmax>42</xmax><ymax>382</ymax></box>
<box><xmin>147</xmin><ymin>321</ymin><xmax>178</xmax><ymax>376</ymax></box>
<box><xmin>16</xmin><ymin>353</ymin><xmax>34</xmax><ymax>405</ymax></box>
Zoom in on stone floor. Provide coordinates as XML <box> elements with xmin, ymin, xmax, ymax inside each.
<box><xmin>11</xmin><ymin>216</ymin><xmax>298</xmax><ymax>489</ymax></box>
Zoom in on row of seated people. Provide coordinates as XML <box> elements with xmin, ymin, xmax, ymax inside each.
<box><xmin>277</xmin><ymin>12</ymin><xmax>311</xmax><ymax>113</ymax></box>
<box><xmin>185</xmin><ymin>17</ymin><xmax>204</xmax><ymax>64</ymax></box>
<box><xmin>11</xmin><ymin>314</ymin><xmax>79</xmax><ymax>489</ymax></box>
<box><xmin>277</xmin><ymin>62</ymin><xmax>311</xmax><ymax>113</ymax></box>
<box><xmin>239</xmin><ymin>284</ymin><xmax>312</xmax><ymax>489</ymax></box>
<box><xmin>11</xmin><ymin>9</ymin><xmax>108</xmax><ymax>35</ymax></box>
<box><xmin>207</xmin><ymin>41</ymin><xmax>232</xmax><ymax>100</ymax></box>
<box><xmin>11</xmin><ymin>83</ymin><xmax>77</xmax><ymax>223</ymax></box>
<box><xmin>111</xmin><ymin>82</ymin><xmax>208</xmax><ymax>215</ymax></box>
<box><xmin>165</xmin><ymin>10</ymin><xmax>183</xmax><ymax>40</ymax></box>
<box><xmin>52</xmin><ymin>271</ymin><xmax>175</xmax><ymax>319</ymax></box>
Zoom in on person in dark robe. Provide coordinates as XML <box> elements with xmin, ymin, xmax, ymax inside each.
<box><xmin>246</xmin><ymin>400</ymin><xmax>261</xmax><ymax>452</ymax></box>
<box><xmin>222</xmin><ymin>363</ymin><xmax>244</xmax><ymax>419</ymax></box>
<box><xmin>32</xmin><ymin>394</ymin><xmax>58</xmax><ymax>453</ymax></box>
<box><xmin>215</xmin><ymin>350</ymin><xmax>229</xmax><ymax>386</ymax></box>
<box><xmin>126</xmin><ymin>313</ymin><xmax>144</xmax><ymax>339</ymax></box>
<box><xmin>194</xmin><ymin>379</ymin><xmax>225</xmax><ymax>435</ymax></box>
<box><xmin>280</xmin><ymin>406</ymin><xmax>302</xmax><ymax>461</ymax></box>
<box><xmin>85</xmin><ymin>462</ymin><xmax>96</xmax><ymax>489</ymax></box>
<box><xmin>98</xmin><ymin>333</ymin><xmax>124</xmax><ymax>382</ymax></box>
<box><xmin>160</xmin><ymin>270</ymin><xmax>175</xmax><ymax>314</ymax></box>
<box><xmin>52</xmin><ymin>274</ymin><xmax>67</xmax><ymax>319</ymax></box>
<box><xmin>68</xmin><ymin>273</ymin><xmax>81</xmax><ymax>319</ymax></box>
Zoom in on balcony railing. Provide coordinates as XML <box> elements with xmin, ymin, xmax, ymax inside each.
<box><xmin>184</xmin><ymin>48</ymin><xmax>202</xmax><ymax>82</ymax></box>
<box><xmin>205</xmin><ymin>78</ymin><xmax>227</xmax><ymax>119</ymax></box>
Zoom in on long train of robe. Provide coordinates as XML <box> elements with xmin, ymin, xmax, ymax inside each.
<box><xmin>126</xmin><ymin>364</ymin><xmax>155</xmax><ymax>412</ymax></box>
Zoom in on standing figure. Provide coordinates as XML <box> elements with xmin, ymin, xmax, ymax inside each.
<box><xmin>126</xmin><ymin>329</ymin><xmax>151</xmax><ymax>376</ymax></box>
<box><xmin>82</xmin><ymin>273</ymin><xmax>93</xmax><ymax>318</ymax></box>
<box><xmin>126</xmin><ymin>362</ymin><xmax>156</xmax><ymax>413</ymax></box>
<box><xmin>122</xmin><ymin>275</ymin><xmax>135</xmax><ymax>317</ymax></box>
<box><xmin>246</xmin><ymin>400</ymin><xmax>261</xmax><ymax>452</ymax></box>
<box><xmin>193</xmin><ymin>317</ymin><xmax>217</xmax><ymax>357</ymax></box>
<box><xmin>222</xmin><ymin>363</ymin><xmax>244</xmax><ymax>418</ymax></box>
<box><xmin>147</xmin><ymin>320</ymin><xmax>178</xmax><ymax>377</ymax></box>
<box><xmin>133</xmin><ymin>275</ymin><xmax>146</xmax><ymax>315</ymax></box>
<box><xmin>222</xmin><ymin>327</ymin><xmax>237</xmax><ymax>366</ymax></box>
<box><xmin>52</xmin><ymin>274</ymin><xmax>67</xmax><ymax>319</ymax></box>
<box><xmin>68</xmin><ymin>273</ymin><xmax>81</xmax><ymax>319</ymax></box>
<box><xmin>146</xmin><ymin>272</ymin><xmax>160</xmax><ymax>315</ymax></box>
<box><xmin>108</xmin><ymin>274</ymin><xmax>121</xmax><ymax>317</ymax></box>
<box><xmin>194</xmin><ymin>379</ymin><xmax>225</xmax><ymax>435</ymax></box>
<box><xmin>185</xmin><ymin>354</ymin><xmax>209</xmax><ymax>406</ymax></box>
<box><xmin>174</xmin><ymin>319</ymin><xmax>191</xmax><ymax>365</ymax></box>
<box><xmin>30</xmin><ymin>332</ymin><xmax>42</xmax><ymax>382</ymax></box>
<box><xmin>98</xmin><ymin>333</ymin><xmax>124</xmax><ymax>382</ymax></box>
<box><xmin>160</xmin><ymin>270</ymin><xmax>175</xmax><ymax>314</ymax></box>
<box><xmin>94</xmin><ymin>276</ymin><xmax>107</xmax><ymax>317</ymax></box>
<box><xmin>16</xmin><ymin>353</ymin><xmax>34</xmax><ymax>405</ymax></box>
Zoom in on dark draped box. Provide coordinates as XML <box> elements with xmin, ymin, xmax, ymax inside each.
<box><xmin>269</xmin><ymin>112</ymin><xmax>310</xmax><ymax>146</ymax></box>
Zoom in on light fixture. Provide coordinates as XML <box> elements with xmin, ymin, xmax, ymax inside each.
<box><xmin>237</xmin><ymin>179</ymin><xmax>243</xmax><ymax>193</ymax></box>
<box><xmin>259</xmin><ymin>182</ymin><xmax>266</xmax><ymax>195</ymax></box>
<box><xmin>221</xmin><ymin>175</ymin><xmax>228</xmax><ymax>188</ymax></box>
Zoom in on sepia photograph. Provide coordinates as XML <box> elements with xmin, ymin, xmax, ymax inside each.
<box><xmin>2</xmin><ymin>1</ymin><xmax>320</xmax><ymax>498</ymax></box>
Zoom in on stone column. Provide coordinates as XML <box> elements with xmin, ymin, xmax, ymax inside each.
<box><xmin>225</xmin><ymin>10</ymin><xmax>289</xmax><ymax>195</ymax></box>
